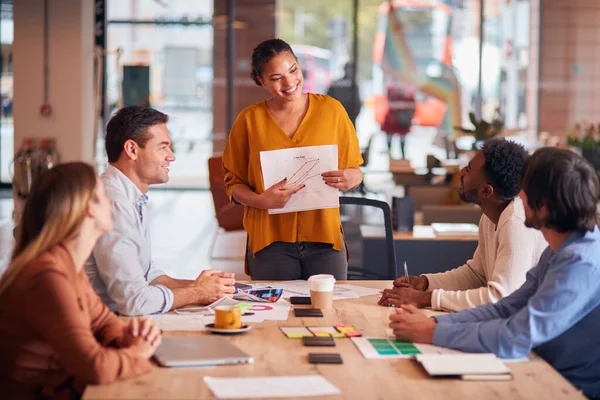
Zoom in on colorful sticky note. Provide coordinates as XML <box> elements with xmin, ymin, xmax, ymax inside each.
<box><xmin>280</xmin><ymin>327</ymin><xmax>313</xmax><ymax>339</ymax></box>
<box><xmin>308</xmin><ymin>326</ymin><xmax>345</xmax><ymax>338</ymax></box>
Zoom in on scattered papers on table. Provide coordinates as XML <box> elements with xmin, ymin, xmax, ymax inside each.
<box><xmin>147</xmin><ymin>314</ymin><xmax>209</xmax><ymax>332</ymax></box>
<box><xmin>276</xmin><ymin>280</ymin><xmax>382</xmax><ymax>300</ymax></box>
<box><xmin>260</xmin><ymin>145</ymin><xmax>339</xmax><ymax>215</ymax></box>
<box><xmin>174</xmin><ymin>296</ymin><xmax>291</xmax><ymax>324</ymax></box>
<box><xmin>203</xmin><ymin>375</ymin><xmax>341</xmax><ymax>399</ymax></box>
<box><xmin>234</xmin><ymin>288</ymin><xmax>283</xmax><ymax>303</ymax></box>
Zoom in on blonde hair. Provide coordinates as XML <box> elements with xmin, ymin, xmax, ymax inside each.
<box><xmin>0</xmin><ymin>162</ymin><xmax>98</xmax><ymax>300</ymax></box>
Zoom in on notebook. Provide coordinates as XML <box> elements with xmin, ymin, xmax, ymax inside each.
<box><xmin>154</xmin><ymin>336</ymin><xmax>254</xmax><ymax>367</ymax></box>
<box><xmin>415</xmin><ymin>354</ymin><xmax>512</xmax><ymax>381</ymax></box>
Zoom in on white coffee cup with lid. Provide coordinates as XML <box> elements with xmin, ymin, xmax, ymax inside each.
<box><xmin>307</xmin><ymin>274</ymin><xmax>336</xmax><ymax>309</ymax></box>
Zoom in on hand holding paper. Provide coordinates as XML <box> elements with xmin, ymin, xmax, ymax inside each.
<box><xmin>258</xmin><ymin>177</ymin><xmax>305</xmax><ymax>209</ymax></box>
<box><xmin>321</xmin><ymin>167</ymin><xmax>363</xmax><ymax>191</ymax></box>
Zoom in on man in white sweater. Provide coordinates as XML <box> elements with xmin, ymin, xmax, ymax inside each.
<box><xmin>379</xmin><ymin>139</ymin><xmax>547</xmax><ymax>312</ymax></box>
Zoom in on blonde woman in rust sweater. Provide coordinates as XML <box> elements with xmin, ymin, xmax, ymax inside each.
<box><xmin>0</xmin><ymin>162</ymin><xmax>161</xmax><ymax>399</ymax></box>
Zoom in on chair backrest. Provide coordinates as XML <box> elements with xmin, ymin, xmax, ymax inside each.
<box><xmin>208</xmin><ymin>155</ymin><xmax>244</xmax><ymax>231</ymax></box>
<box><xmin>422</xmin><ymin>205</ymin><xmax>482</xmax><ymax>225</ymax></box>
<box><xmin>340</xmin><ymin>196</ymin><xmax>397</xmax><ymax>280</ymax></box>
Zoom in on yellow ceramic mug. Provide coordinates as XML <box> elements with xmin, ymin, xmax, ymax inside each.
<box><xmin>214</xmin><ymin>306</ymin><xmax>242</xmax><ymax>330</ymax></box>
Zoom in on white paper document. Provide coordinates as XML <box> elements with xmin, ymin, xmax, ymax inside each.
<box><xmin>276</xmin><ymin>280</ymin><xmax>382</xmax><ymax>300</ymax></box>
<box><xmin>147</xmin><ymin>314</ymin><xmax>209</xmax><ymax>332</ymax></box>
<box><xmin>260</xmin><ymin>145</ymin><xmax>339</xmax><ymax>214</ymax></box>
<box><xmin>203</xmin><ymin>375</ymin><xmax>341</xmax><ymax>398</ymax></box>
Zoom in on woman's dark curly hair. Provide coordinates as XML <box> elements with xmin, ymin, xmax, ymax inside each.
<box><xmin>481</xmin><ymin>138</ymin><xmax>528</xmax><ymax>200</ymax></box>
<box><xmin>250</xmin><ymin>38</ymin><xmax>296</xmax><ymax>86</ymax></box>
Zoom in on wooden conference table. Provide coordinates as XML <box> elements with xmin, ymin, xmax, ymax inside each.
<box><xmin>84</xmin><ymin>281</ymin><xmax>584</xmax><ymax>399</ymax></box>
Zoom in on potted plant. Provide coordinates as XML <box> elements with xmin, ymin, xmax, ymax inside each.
<box><xmin>454</xmin><ymin>108</ymin><xmax>504</xmax><ymax>150</ymax></box>
<box><xmin>567</xmin><ymin>123</ymin><xmax>600</xmax><ymax>174</ymax></box>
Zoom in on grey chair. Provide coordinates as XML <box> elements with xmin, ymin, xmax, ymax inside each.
<box><xmin>340</xmin><ymin>196</ymin><xmax>397</xmax><ymax>280</ymax></box>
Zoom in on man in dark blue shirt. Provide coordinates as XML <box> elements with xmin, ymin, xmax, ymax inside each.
<box><xmin>390</xmin><ymin>147</ymin><xmax>600</xmax><ymax>399</ymax></box>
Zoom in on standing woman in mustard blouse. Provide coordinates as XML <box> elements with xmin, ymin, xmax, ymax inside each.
<box><xmin>222</xmin><ymin>38</ymin><xmax>364</xmax><ymax>280</ymax></box>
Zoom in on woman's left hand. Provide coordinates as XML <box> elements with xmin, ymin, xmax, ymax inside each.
<box><xmin>118</xmin><ymin>317</ymin><xmax>161</xmax><ymax>348</ymax></box>
<box><xmin>321</xmin><ymin>168</ymin><xmax>363</xmax><ymax>191</ymax></box>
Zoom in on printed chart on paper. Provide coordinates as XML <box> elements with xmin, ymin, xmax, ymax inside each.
<box><xmin>260</xmin><ymin>145</ymin><xmax>339</xmax><ymax>214</ymax></box>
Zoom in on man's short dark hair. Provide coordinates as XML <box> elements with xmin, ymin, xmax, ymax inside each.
<box><xmin>105</xmin><ymin>106</ymin><xmax>168</xmax><ymax>163</ymax></box>
<box><xmin>481</xmin><ymin>138</ymin><xmax>528</xmax><ymax>200</ymax></box>
<box><xmin>522</xmin><ymin>147</ymin><xmax>599</xmax><ymax>232</ymax></box>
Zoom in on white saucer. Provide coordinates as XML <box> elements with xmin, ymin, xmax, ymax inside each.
<box><xmin>205</xmin><ymin>323</ymin><xmax>252</xmax><ymax>335</ymax></box>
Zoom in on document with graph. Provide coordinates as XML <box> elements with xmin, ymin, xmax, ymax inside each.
<box><xmin>260</xmin><ymin>145</ymin><xmax>339</xmax><ymax>215</ymax></box>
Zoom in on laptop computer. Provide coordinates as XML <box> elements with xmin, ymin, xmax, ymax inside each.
<box><xmin>154</xmin><ymin>336</ymin><xmax>254</xmax><ymax>367</ymax></box>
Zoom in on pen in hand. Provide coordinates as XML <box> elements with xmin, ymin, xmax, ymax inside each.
<box><xmin>403</xmin><ymin>261</ymin><xmax>410</xmax><ymax>285</ymax></box>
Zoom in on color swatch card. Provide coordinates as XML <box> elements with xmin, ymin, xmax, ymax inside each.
<box><xmin>351</xmin><ymin>337</ymin><xmax>421</xmax><ymax>359</ymax></box>
<box><xmin>352</xmin><ymin>337</ymin><xmax>464</xmax><ymax>359</ymax></box>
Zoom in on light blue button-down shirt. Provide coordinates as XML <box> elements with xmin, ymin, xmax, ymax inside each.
<box><xmin>433</xmin><ymin>227</ymin><xmax>600</xmax><ymax>398</ymax></box>
<box><xmin>85</xmin><ymin>165</ymin><xmax>174</xmax><ymax>315</ymax></box>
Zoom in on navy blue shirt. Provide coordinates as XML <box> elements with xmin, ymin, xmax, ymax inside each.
<box><xmin>434</xmin><ymin>227</ymin><xmax>600</xmax><ymax>398</ymax></box>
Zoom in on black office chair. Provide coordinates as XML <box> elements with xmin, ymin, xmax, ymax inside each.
<box><xmin>340</xmin><ymin>196</ymin><xmax>397</xmax><ymax>280</ymax></box>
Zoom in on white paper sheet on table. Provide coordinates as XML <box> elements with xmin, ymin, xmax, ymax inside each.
<box><xmin>174</xmin><ymin>297</ymin><xmax>291</xmax><ymax>323</ymax></box>
<box><xmin>276</xmin><ymin>280</ymin><xmax>382</xmax><ymax>300</ymax></box>
<box><xmin>239</xmin><ymin>300</ymin><xmax>291</xmax><ymax>323</ymax></box>
<box><xmin>147</xmin><ymin>314</ymin><xmax>210</xmax><ymax>332</ymax></box>
<box><xmin>260</xmin><ymin>145</ymin><xmax>339</xmax><ymax>215</ymax></box>
<box><xmin>203</xmin><ymin>375</ymin><xmax>341</xmax><ymax>399</ymax></box>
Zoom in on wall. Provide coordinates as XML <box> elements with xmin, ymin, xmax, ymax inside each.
<box><xmin>537</xmin><ymin>0</ymin><xmax>600</xmax><ymax>137</ymax></box>
<box><xmin>13</xmin><ymin>0</ymin><xmax>94</xmax><ymax>162</ymax></box>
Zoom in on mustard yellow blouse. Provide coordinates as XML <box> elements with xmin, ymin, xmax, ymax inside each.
<box><xmin>222</xmin><ymin>93</ymin><xmax>364</xmax><ymax>256</ymax></box>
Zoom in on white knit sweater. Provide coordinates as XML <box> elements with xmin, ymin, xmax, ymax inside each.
<box><xmin>424</xmin><ymin>197</ymin><xmax>547</xmax><ymax>312</ymax></box>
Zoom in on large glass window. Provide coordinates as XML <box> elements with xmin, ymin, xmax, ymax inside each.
<box><xmin>486</xmin><ymin>0</ymin><xmax>530</xmax><ymax>130</ymax></box>
<box><xmin>358</xmin><ymin>0</ymin><xmax>482</xmax><ymax>167</ymax></box>
<box><xmin>277</xmin><ymin>1</ymin><xmax>355</xmax><ymax>95</ymax></box>
<box><xmin>104</xmin><ymin>0</ymin><xmax>213</xmax><ymax>188</ymax></box>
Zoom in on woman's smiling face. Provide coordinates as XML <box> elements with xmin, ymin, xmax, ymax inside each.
<box><xmin>258</xmin><ymin>51</ymin><xmax>304</xmax><ymax>103</ymax></box>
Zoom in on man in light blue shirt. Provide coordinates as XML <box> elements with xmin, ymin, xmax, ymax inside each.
<box><xmin>390</xmin><ymin>147</ymin><xmax>600</xmax><ymax>399</ymax></box>
<box><xmin>85</xmin><ymin>106</ymin><xmax>235</xmax><ymax>316</ymax></box>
